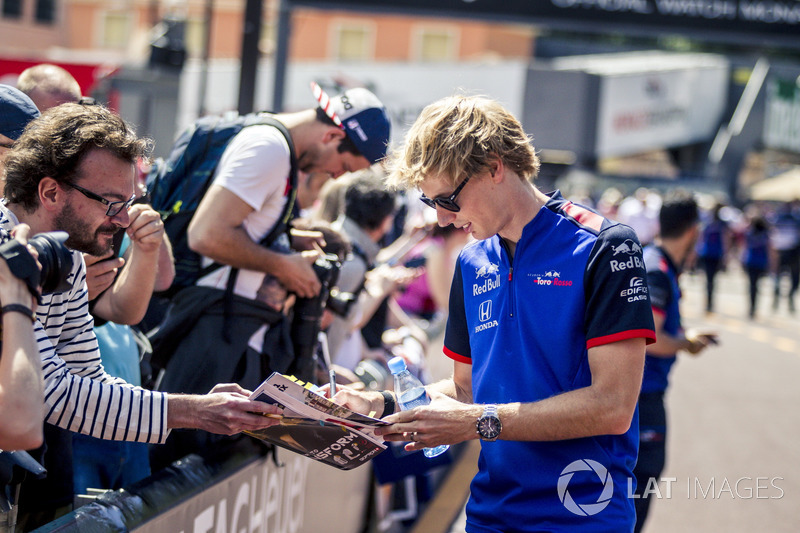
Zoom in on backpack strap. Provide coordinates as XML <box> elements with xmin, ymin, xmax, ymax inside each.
<box><xmin>148</xmin><ymin>114</ymin><xmax>227</xmax><ymax>218</ymax></box>
<box><xmin>254</xmin><ymin>116</ymin><xmax>298</xmax><ymax>249</ymax></box>
<box><xmin>197</xmin><ymin>115</ymin><xmax>298</xmax><ymax>280</ymax></box>
<box><xmin>219</xmin><ymin>115</ymin><xmax>299</xmax><ymax>340</ymax></box>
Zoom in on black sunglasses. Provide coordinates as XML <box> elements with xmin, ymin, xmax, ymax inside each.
<box><xmin>65</xmin><ymin>182</ymin><xmax>136</xmax><ymax>217</ymax></box>
<box><xmin>419</xmin><ymin>175</ymin><xmax>471</xmax><ymax>212</ymax></box>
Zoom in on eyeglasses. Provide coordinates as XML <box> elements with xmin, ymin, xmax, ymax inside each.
<box><xmin>65</xmin><ymin>182</ymin><xmax>136</xmax><ymax>217</ymax></box>
<box><xmin>0</xmin><ymin>142</ymin><xmax>14</xmax><ymax>149</ymax></box>
<box><xmin>419</xmin><ymin>175</ymin><xmax>471</xmax><ymax>212</ymax></box>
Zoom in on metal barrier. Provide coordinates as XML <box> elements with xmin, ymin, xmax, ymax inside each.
<box><xmin>33</xmin><ymin>449</ymin><xmax>372</xmax><ymax>533</ymax></box>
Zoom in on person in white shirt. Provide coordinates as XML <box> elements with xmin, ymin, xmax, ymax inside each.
<box><xmin>152</xmin><ymin>84</ymin><xmax>391</xmax><ymax>468</ymax></box>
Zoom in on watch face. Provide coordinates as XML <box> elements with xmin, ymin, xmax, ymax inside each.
<box><xmin>478</xmin><ymin>416</ymin><xmax>501</xmax><ymax>440</ymax></box>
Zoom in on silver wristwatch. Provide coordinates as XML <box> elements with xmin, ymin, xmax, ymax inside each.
<box><xmin>476</xmin><ymin>404</ymin><xmax>502</xmax><ymax>441</ymax></box>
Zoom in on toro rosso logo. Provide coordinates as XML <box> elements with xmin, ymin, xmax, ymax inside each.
<box><xmin>529</xmin><ymin>270</ymin><xmax>573</xmax><ymax>287</ymax></box>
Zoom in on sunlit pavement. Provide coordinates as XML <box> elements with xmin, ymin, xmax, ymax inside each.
<box><xmin>644</xmin><ymin>268</ymin><xmax>800</xmax><ymax>532</ymax></box>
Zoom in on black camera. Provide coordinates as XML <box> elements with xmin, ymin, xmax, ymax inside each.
<box><xmin>290</xmin><ymin>253</ymin><xmax>341</xmax><ymax>383</ymax></box>
<box><xmin>325</xmin><ymin>287</ymin><xmax>358</xmax><ymax>318</ymax></box>
<box><xmin>0</xmin><ymin>231</ymin><xmax>73</xmax><ymax>297</ymax></box>
<box><xmin>0</xmin><ymin>450</ymin><xmax>46</xmax><ymax>517</ymax></box>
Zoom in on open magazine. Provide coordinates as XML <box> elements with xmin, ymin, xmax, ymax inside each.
<box><xmin>245</xmin><ymin>372</ymin><xmax>388</xmax><ymax>470</ymax></box>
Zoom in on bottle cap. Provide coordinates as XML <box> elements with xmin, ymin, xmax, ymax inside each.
<box><xmin>387</xmin><ymin>356</ymin><xmax>407</xmax><ymax>375</ymax></box>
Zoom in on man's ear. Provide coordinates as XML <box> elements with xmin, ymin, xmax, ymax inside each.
<box><xmin>39</xmin><ymin>177</ymin><xmax>64</xmax><ymax>213</ymax></box>
<box><xmin>489</xmin><ymin>157</ymin><xmax>504</xmax><ymax>183</ymax></box>
<box><xmin>322</xmin><ymin>125</ymin><xmax>346</xmax><ymax>145</ymax></box>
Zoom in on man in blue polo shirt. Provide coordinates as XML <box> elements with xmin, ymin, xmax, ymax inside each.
<box><xmin>633</xmin><ymin>191</ymin><xmax>718</xmax><ymax>533</ymax></box>
<box><xmin>334</xmin><ymin>95</ymin><xmax>656</xmax><ymax>531</ymax></box>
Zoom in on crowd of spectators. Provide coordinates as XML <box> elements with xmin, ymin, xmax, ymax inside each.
<box><xmin>565</xmin><ymin>185</ymin><xmax>800</xmax><ymax>319</ymax></box>
<box><xmin>2</xmin><ymin>61</ymin><xmax>800</xmax><ymax>532</ymax></box>
<box><xmin>0</xmin><ymin>64</ymin><xmax>464</xmax><ymax>530</ymax></box>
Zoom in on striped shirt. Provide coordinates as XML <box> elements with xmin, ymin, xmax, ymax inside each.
<box><xmin>1</xmin><ymin>203</ymin><xmax>168</xmax><ymax>443</ymax></box>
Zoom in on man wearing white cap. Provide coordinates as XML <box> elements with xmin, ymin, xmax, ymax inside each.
<box><xmin>152</xmin><ymin>83</ymin><xmax>391</xmax><ymax>469</ymax></box>
<box><xmin>187</xmin><ymin>83</ymin><xmax>391</xmax><ymax>299</ymax></box>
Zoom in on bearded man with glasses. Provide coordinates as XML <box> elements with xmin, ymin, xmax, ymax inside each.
<box><xmin>1</xmin><ymin>103</ymin><xmax>283</xmax><ymax>528</ymax></box>
<box><xmin>332</xmin><ymin>95</ymin><xmax>657</xmax><ymax>531</ymax></box>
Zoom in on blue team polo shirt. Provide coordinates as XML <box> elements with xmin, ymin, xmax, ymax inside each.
<box><xmin>444</xmin><ymin>191</ymin><xmax>656</xmax><ymax>532</ymax></box>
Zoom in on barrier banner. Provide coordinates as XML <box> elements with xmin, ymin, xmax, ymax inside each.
<box><xmin>34</xmin><ymin>449</ymin><xmax>372</xmax><ymax>533</ymax></box>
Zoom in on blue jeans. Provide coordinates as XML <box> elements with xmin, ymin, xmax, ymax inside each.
<box><xmin>72</xmin><ymin>433</ymin><xmax>151</xmax><ymax>494</ymax></box>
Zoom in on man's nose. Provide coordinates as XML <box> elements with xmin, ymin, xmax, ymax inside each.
<box><xmin>111</xmin><ymin>208</ymin><xmax>130</xmax><ymax>227</ymax></box>
<box><xmin>437</xmin><ymin>207</ymin><xmax>455</xmax><ymax>227</ymax></box>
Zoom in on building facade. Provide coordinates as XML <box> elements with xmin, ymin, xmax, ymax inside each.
<box><xmin>1</xmin><ymin>0</ymin><xmax>534</xmax><ymax>65</ymax></box>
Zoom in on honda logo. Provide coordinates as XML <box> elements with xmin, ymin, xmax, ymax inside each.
<box><xmin>479</xmin><ymin>300</ymin><xmax>492</xmax><ymax>322</ymax></box>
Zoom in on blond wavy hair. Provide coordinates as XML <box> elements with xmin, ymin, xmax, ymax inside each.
<box><xmin>386</xmin><ymin>95</ymin><xmax>540</xmax><ymax>190</ymax></box>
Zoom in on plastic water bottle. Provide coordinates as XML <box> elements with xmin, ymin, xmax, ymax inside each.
<box><xmin>387</xmin><ymin>356</ymin><xmax>449</xmax><ymax>458</ymax></box>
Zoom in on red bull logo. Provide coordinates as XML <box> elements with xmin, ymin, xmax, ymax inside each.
<box><xmin>474</xmin><ymin>276</ymin><xmax>500</xmax><ymax>295</ymax></box>
<box><xmin>610</xmin><ymin>256</ymin><xmax>643</xmax><ymax>272</ymax></box>
<box><xmin>475</xmin><ymin>263</ymin><xmax>500</xmax><ymax>278</ymax></box>
<box><xmin>612</xmin><ymin>239</ymin><xmax>643</xmax><ymax>256</ymax></box>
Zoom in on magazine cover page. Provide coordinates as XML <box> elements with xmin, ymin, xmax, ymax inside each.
<box><xmin>246</xmin><ymin>373</ymin><xmax>388</xmax><ymax>470</ymax></box>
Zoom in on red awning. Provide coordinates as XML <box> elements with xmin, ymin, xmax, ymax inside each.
<box><xmin>0</xmin><ymin>57</ymin><xmax>118</xmax><ymax>96</ymax></box>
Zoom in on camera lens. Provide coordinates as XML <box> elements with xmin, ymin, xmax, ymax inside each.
<box><xmin>326</xmin><ymin>289</ymin><xmax>355</xmax><ymax>317</ymax></box>
<box><xmin>354</xmin><ymin>359</ymin><xmax>389</xmax><ymax>391</ymax></box>
<box><xmin>289</xmin><ymin>253</ymin><xmax>342</xmax><ymax>383</ymax></box>
<box><xmin>27</xmin><ymin>231</ymin><xmax>73</xmax><ymax>294</ymax></box>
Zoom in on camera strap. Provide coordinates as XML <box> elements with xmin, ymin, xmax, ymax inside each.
<box><xmin>347</xmin><ymin>242</ymin><xmax>372</xmax><ymax>304</ymax></box>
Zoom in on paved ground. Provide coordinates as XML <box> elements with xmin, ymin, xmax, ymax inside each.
<box><xmin>446</xmin><ymin>268</ymin><xmax>800</xmax><ymax>532</ymax></box>
<box><xmin>643</xmin><ymin>268</ymin><xmax>800</xmax><ymax>532</ymax></box>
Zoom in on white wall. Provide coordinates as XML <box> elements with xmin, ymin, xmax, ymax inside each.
<box><xmin>176</xmin><ymin>58</ymin><xmax>530</xmax><ymax>146</ymax></box>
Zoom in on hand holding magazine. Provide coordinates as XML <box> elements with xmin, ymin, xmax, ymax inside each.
<box><xmin>246</xmin><ymin>372</ymin><xmax>387</xmax><ymax>470</ymax></box>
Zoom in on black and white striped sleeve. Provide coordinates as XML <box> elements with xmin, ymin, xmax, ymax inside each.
<box><xmin>38</xmin><ymin>255</ymin><xmax>169</xmax><ymax>444</ymax></box>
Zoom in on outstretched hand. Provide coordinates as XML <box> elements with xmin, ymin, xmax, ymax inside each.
<box><xmin>686</xmin><ymin>329</ymin><xmax>719</xmax><ymax>355</ymax></box>
<box><xmin>168</xmin><ymin>384</ymin><xmax>284</xmax><ymax>435</ymax></box>
<box><xmin>376</xmin><ymin>391</ymin><xmax>478</xmax><ymax>452</ymax></box>
<box><xmin>329</xmin><ymin>386</ymin><xmax>383</xmax><ymax>416</ymax></box>
<box><xmin>290</xmin><ymin>228</ymin><xmax>326</xmax><ymax>252</ymax></box>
